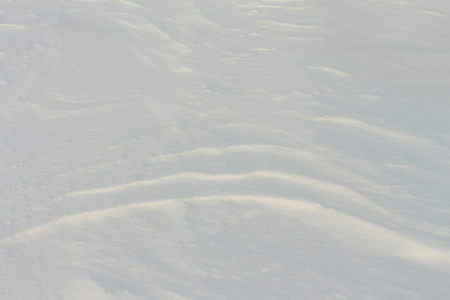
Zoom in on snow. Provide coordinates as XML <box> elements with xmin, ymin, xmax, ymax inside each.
<box><xmin>1</xmin><ymin>0</ymin><xmax>450</xmax><ymax>299</ymax></box>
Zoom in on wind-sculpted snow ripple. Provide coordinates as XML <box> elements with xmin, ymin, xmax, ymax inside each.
<box><xmin>63</xmin><ymin>170</ymin><xmax>390</xmax><ymax>220</ymax></box>
<box><xmin>2</xmin><ymin>195</ymin><xmax>450</xmax><ymax>298</ymax></box>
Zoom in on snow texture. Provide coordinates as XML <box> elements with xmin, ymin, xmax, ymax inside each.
<box><xmin>1</xmin><ymin>0</ymin><xmax>450</xmax><ymax>299</ymax></box>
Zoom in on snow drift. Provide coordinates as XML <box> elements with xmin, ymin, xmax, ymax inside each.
<box><xmin>1</xmin><ymin>0</ymin><xmax>450</xmax><ymax>299</ymax></box>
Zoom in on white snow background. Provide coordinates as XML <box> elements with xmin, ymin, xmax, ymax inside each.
<box><xmin>1</xmin><ymin>0</ymin><xmax>450</xmax><ymax>299</ymax></box>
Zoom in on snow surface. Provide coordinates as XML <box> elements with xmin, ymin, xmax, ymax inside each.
<box><xmin>1</xmin><ymin>0</ymin><xmax>450</xmax><ymax>299</ymax></box>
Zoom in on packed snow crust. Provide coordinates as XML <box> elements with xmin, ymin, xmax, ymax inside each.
<box><xmin>1</xmin><ymin>0</ymin><xmax>450</xmax><ymax>299</ymax></box>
